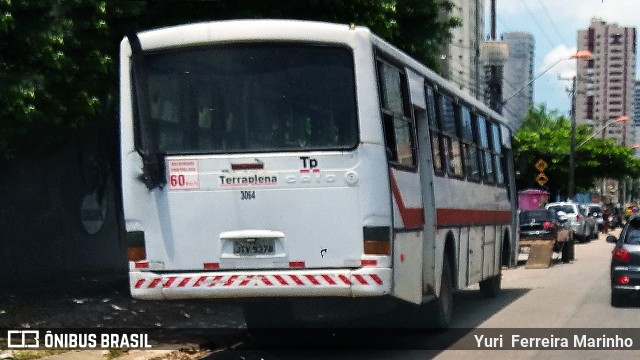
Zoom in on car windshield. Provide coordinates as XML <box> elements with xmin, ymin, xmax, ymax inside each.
<box><xmin>590</xmin><ymin>206</ymin><xmax>602</xmax><ymax>213</ymax></box>
<box><xmin>548</xmin><ymin>205</ymin><xmax>575</xmax><ymax>214</ymax></box>
<box><xmin>519</xmin><ymin>210</ymin><xmax>554</xmax><ymax>223</ymax></box>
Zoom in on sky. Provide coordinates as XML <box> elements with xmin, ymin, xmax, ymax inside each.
<box><xmin>488</xmin><ymin>0</ymin><xmax>640</xmax><ymax>116</ymax></box>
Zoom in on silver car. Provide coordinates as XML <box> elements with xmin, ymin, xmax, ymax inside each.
<box><xmin>545</xmin><ymin>202</ymin><xmax>596</xmax><ymax>242</ymax></box>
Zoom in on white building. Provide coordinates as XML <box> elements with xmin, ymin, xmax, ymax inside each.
<box><xmin>501</xmin><ymin>32</ymin><xmax>535</xmax><ymax>130</ymax></box>
<box><xmin>444</xmin><ymin>0</ymin><xmax>485</xmax><ymax>100</ymax></box>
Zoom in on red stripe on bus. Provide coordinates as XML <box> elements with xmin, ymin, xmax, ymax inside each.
<box><xmin>178</xmin><ymin>277</ymin><xmax>191</xmax><ymax>287</ymax></box>
<box><xmin>148</xmin><ymin>278</ymin><xmax>161</xmax><ymax>288</ymax></box>
<box><xmin>389</xmin><ymin>172</ymin><xmax>424</xmax><ymax>228</ymax></box>
<box><xmin>322</xmin><ymin>274</ymin><xmax>337</xmax><ymax>285</ymax></box>
<box><xmin>353</xmin><ymin>274</ymin><xmax>368</xmax><ymax>285</ymax></box>
<box><xmin>339</xmin><ymin>275</ymin><xmax>352</xmax><ymax>285</ymax></box>
<box><xmin>305</xmin><ymin>275</ymin><xmax>321</xmax><ymax>285</ymax></box>
<box><xmin>134</xmin><ymin>279</ymin><xmax>145</xmax><ymax>289</ymax></box>
<box><xmin>274</xmin><ymin>275</ymin><xmax>289</xmax><ymax>285</ymax></box>
<box><xmin>208</xmin><ymin>275</ymin><xmax>223</xmax><ymax>287</ymax></box>
<box><xmin>223</xmin><ymin>275</ymin><xmax>238</xmax><ymax>287</ymax></box>
<box><xmin>239</xmin><ymin>275</ymin><xmax>253</xmax><ymax>286</ymax></box>
<box><xmin>289</xmin><ymin>275</ymin><xmax>304</xmax><ymax>285</ymax></box>
<box><xmin>193</xmin><ymin>276</ymin><xmax>207</xmax><ymax>287</ymax></box>
<box><xmin>163</xmin><ymin>277</ymin><xmax>177</xmax><ymax>288</ymax></box>
<box><xmin>370</xmin><ymin>274</ymin><xmax>383</xmax><ymax>285</ymax></box>
<box><xmin>436</xmin><ymin>208</ymin><xmax>511</xmax><ymax>226</ymax></box>
<box><xmin>261</xmin><ymin>276</ymin><xmax>273</xmax><ymax>286</ymax></box>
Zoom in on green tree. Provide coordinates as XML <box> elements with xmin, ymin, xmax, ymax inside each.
<box><xmin>514</xmin><ymin>104</ymin><xmax>640</xmax><ymax>196</ymax></box>
<box><xmin>0</xmin><ymin>0</ymin><xmax>458</xmax><ymax>159</ymax></box>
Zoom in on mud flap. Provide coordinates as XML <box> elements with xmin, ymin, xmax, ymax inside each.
<box><xmin>523</xmin><ymin>240</ymin><xmax>555</xmax><ymax>269</ymax></box>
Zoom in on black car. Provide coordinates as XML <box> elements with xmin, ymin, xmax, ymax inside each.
<box><xmin>519</xmin><ymin>209</ymin><xmax>573</xmax><ymax>263</ymax></box>
<box><xmin>608</xmin><ymin>215</ymin><xmax>640</xmax><ymax>306</ymax></box>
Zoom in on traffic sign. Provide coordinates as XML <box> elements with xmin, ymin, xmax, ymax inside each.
<box><xmin>535</xmin><ymin>159</ymin><xmax>548</xmax><ymax>172</ymax></box>
<box><xmin>536</xmin><ymin>172</ymin><xmax>548</xmax><ymax>186</ymax></box>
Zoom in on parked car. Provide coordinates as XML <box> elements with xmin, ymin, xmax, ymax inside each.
<box><xmin>607</xmin><ymin>215</ymin><xmax>640</xmax><ymax>306</ymax></box>
<box><xmin>587</xmin><ymin>203</ymin><xmax>604</xmax><ymax>230</ymax></box>
<box><xmin>518</xmin><ymin>209</ymin><xmax>574</xmax><ymax>263</ymax></box>
<box><xmin>545</xmin><ymin>202</ymin><xmax>596</xmax><ymax>242</ymax></box>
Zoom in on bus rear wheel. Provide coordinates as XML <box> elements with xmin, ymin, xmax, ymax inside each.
<box><xmin>426</xmin><ymin>257</ymin><xmax>453</xmax><ymax>329</ymax></box>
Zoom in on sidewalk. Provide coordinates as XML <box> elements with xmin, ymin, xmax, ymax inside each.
<box><xmin>1</xmin><ymin>344</ymin><xmax>211</xmax><ymax>360</ymax></box>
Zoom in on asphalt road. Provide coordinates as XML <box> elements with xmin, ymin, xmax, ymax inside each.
<box><xmin>204</xmin><ymin>228</ymin><xmax>640</xmax><ymax>360</ymax></box>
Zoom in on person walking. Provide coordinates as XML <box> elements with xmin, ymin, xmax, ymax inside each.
<box><xmin>602</xmin><ymin>205</ymin><xmax>612</xmax><ymax>234</ymax></box>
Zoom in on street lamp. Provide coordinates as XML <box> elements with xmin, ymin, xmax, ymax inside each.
<box><xmin>566</xmin><ymin>51</ymin><xmax>594</xmax><ymax>200</ymax></box>
<box><xmin>570</xmin><ymin>115</ymin><xmax>629</xmax><ymax>202</ymax></box>
<box><xmin>500</xmin><ymin>50</ymin><xmax>592</xmax><ymax>108</ymax></box>
<box><xmin>576</xmin><ymin>115</ymin><xmax>630</xmax><ymax>149</ymax></box>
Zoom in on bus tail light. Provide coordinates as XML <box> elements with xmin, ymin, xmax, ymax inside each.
<box><xmin>363</xmin><ymin>226</ymin><xmax>391</xmax><ymax>255</ymax></box>
<box><xmin>127</xmin><ymin>231</ymin><xmax>146</xmax><ymax>261</ymax></box>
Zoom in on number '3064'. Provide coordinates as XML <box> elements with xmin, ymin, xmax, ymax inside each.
<box><xmin>241</xmin><ymin>191</ymin><xmax>256</xmax><ymax>200</ymax></box>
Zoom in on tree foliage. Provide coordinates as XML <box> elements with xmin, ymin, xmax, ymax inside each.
<box><xmin>514</xmin><ymin>104</ymin><xmax>640</xmax><ymax>197</ymax></box>
<box><xmin>0</xmin><ymin>0</ymin><xmax>458</xmax><ymax>159</ymax></box>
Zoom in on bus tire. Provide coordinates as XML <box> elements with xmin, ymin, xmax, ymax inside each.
<box><xmin>479</xmin><ymin>273</ymin><xmax>501</xmax><ymax>298</ymax></box>
<box><xmin>426</xmin><ymin>257</ymin><xmax>453</xmax><ymax>329</ymax></box>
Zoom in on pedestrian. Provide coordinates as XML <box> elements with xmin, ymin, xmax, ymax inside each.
<box><xmin>603</xmin><ymin>205</ymin><xmax>612</xmax><ymax>234</ymax></box>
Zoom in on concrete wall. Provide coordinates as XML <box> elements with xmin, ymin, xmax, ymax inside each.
<box><xmin>0</xmin><ymin>138</ymin><xmax>127</xmax><ymax>288</ymax></box>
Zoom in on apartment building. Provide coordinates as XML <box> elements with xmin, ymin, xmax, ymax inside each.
<box><xmin>575</xmin><ymin>18</ymin><xmax>636</xmax><ymax>146</ymax></box>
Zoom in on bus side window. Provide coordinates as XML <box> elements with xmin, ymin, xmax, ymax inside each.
<box><xmin>460</xmin><ymin>106</ymin><xmax>480</xmax><ymax>181</ymax></box>
<box><xmin>476</xmin><ymin>114</ymin><xmax>494</xmax><ymax>183</ymax></box>
<box><xmin>377</xmin><ymin>59</ymin><xmax>416</xmax><ymax>168</ymax></box>
<box><xmin>439</xmin><ymin>94</ymin><xmax>463</xmax><ymax>177</ymax></box>
<box><xmin>425</xmin><ymin>85</ymin><xmax>443</xmax><ymax>174</ymax></box>
<box><xmin>490</xmin><ymin>122</ymin><xmax>505</xmax><ymax>184</ymax></box>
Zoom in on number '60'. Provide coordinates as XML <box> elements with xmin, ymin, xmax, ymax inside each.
<box><xmin>170</xmin><ymin>175</ymin><xmax>186</xmax><ymax>186</ymax></box>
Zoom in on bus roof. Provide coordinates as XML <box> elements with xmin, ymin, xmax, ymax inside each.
<box><xmin>126</xmin><ymin>19</ymin><xmax>512</xmax><ymax>132</ymax></box>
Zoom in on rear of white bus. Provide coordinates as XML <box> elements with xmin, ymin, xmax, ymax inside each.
<box><xmin>119</xmin><ymin>22</ymin><xmax>394</xmax><ymax>314</ymax></box>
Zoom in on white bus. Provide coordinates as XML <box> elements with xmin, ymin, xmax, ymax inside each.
<box><xmin>120</xmin><ymin>20</ymin><xmax>517</xmax><ymax>328</ymax></box>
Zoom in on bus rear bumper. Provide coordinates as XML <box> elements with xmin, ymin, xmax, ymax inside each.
<box><xmin>129</xmin><ymin>268</ymin><xmax>392</xmax><ymax>300</ymax></box>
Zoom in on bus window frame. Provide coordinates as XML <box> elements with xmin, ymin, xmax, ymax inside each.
<box><xmin>438</xmin><ymin>92</ymin><xmax>464</xmax><ymax>179</ymax></box>
<box><xmin>376</xmin><ymin>55</ymin><xmax>418</xmax><ymax>171</ymax></box>
<box><xmin>425</xmin><ymin>83</ymin><xmax>445</xmax><ymax>175</ymax></box>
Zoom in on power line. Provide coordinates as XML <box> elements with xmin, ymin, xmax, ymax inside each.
<box><xmin>520</xmin><ymin>0</ymin><xmax>557</xmax><ymax>49</ymax></box>
<box><xmin>536</xmin><ymin>0</ymin><xmax>569</xmax><ymax>45</ymax></box>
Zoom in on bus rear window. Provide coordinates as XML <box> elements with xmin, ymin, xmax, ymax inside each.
<box><xmin>140</xmin><ymin>44</ymin><xmax>358</xmax><ymax>154</ymax></box>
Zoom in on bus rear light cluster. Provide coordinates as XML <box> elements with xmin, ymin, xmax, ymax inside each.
<box><xmin>363</xmin><ymin>226</ymin><xmax>391</xmax><ymax>255</ymax></box>
<box><xmin>127</xmin><ymin>231</ymin><xmax>146</xmax><ymax>261</ymax></box>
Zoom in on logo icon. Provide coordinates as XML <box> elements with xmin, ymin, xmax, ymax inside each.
<box><xmin>7</xmin><ymin>330</ymin><xmax>40</xmax><ymax>348</ymax></box>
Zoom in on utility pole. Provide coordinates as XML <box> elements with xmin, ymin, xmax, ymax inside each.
<box><xmin>488</xmin><ymin>0</ymin><xmax>502</xmax><ymax>113</ymax></box>
<box><xmin>568</xmin><ymin>76</ymin><xmax>576</xmax><ymax>200</ymax></box>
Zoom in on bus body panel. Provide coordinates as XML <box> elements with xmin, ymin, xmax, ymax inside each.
<box><xmin>120</xmin><ymin>20</ymin><xmax>517</xmax><ymax>312</ymax></box>
<box><xmin>130</xmin><ymin>268</ymin><xmax>392</xmax><ymax>300</ymax></box>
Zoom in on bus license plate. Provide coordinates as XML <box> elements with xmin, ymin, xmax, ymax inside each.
<box><xmin>233</xmin><ymin>239</ymin><xmax>275</xmax><ymax>256</ymax></box>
